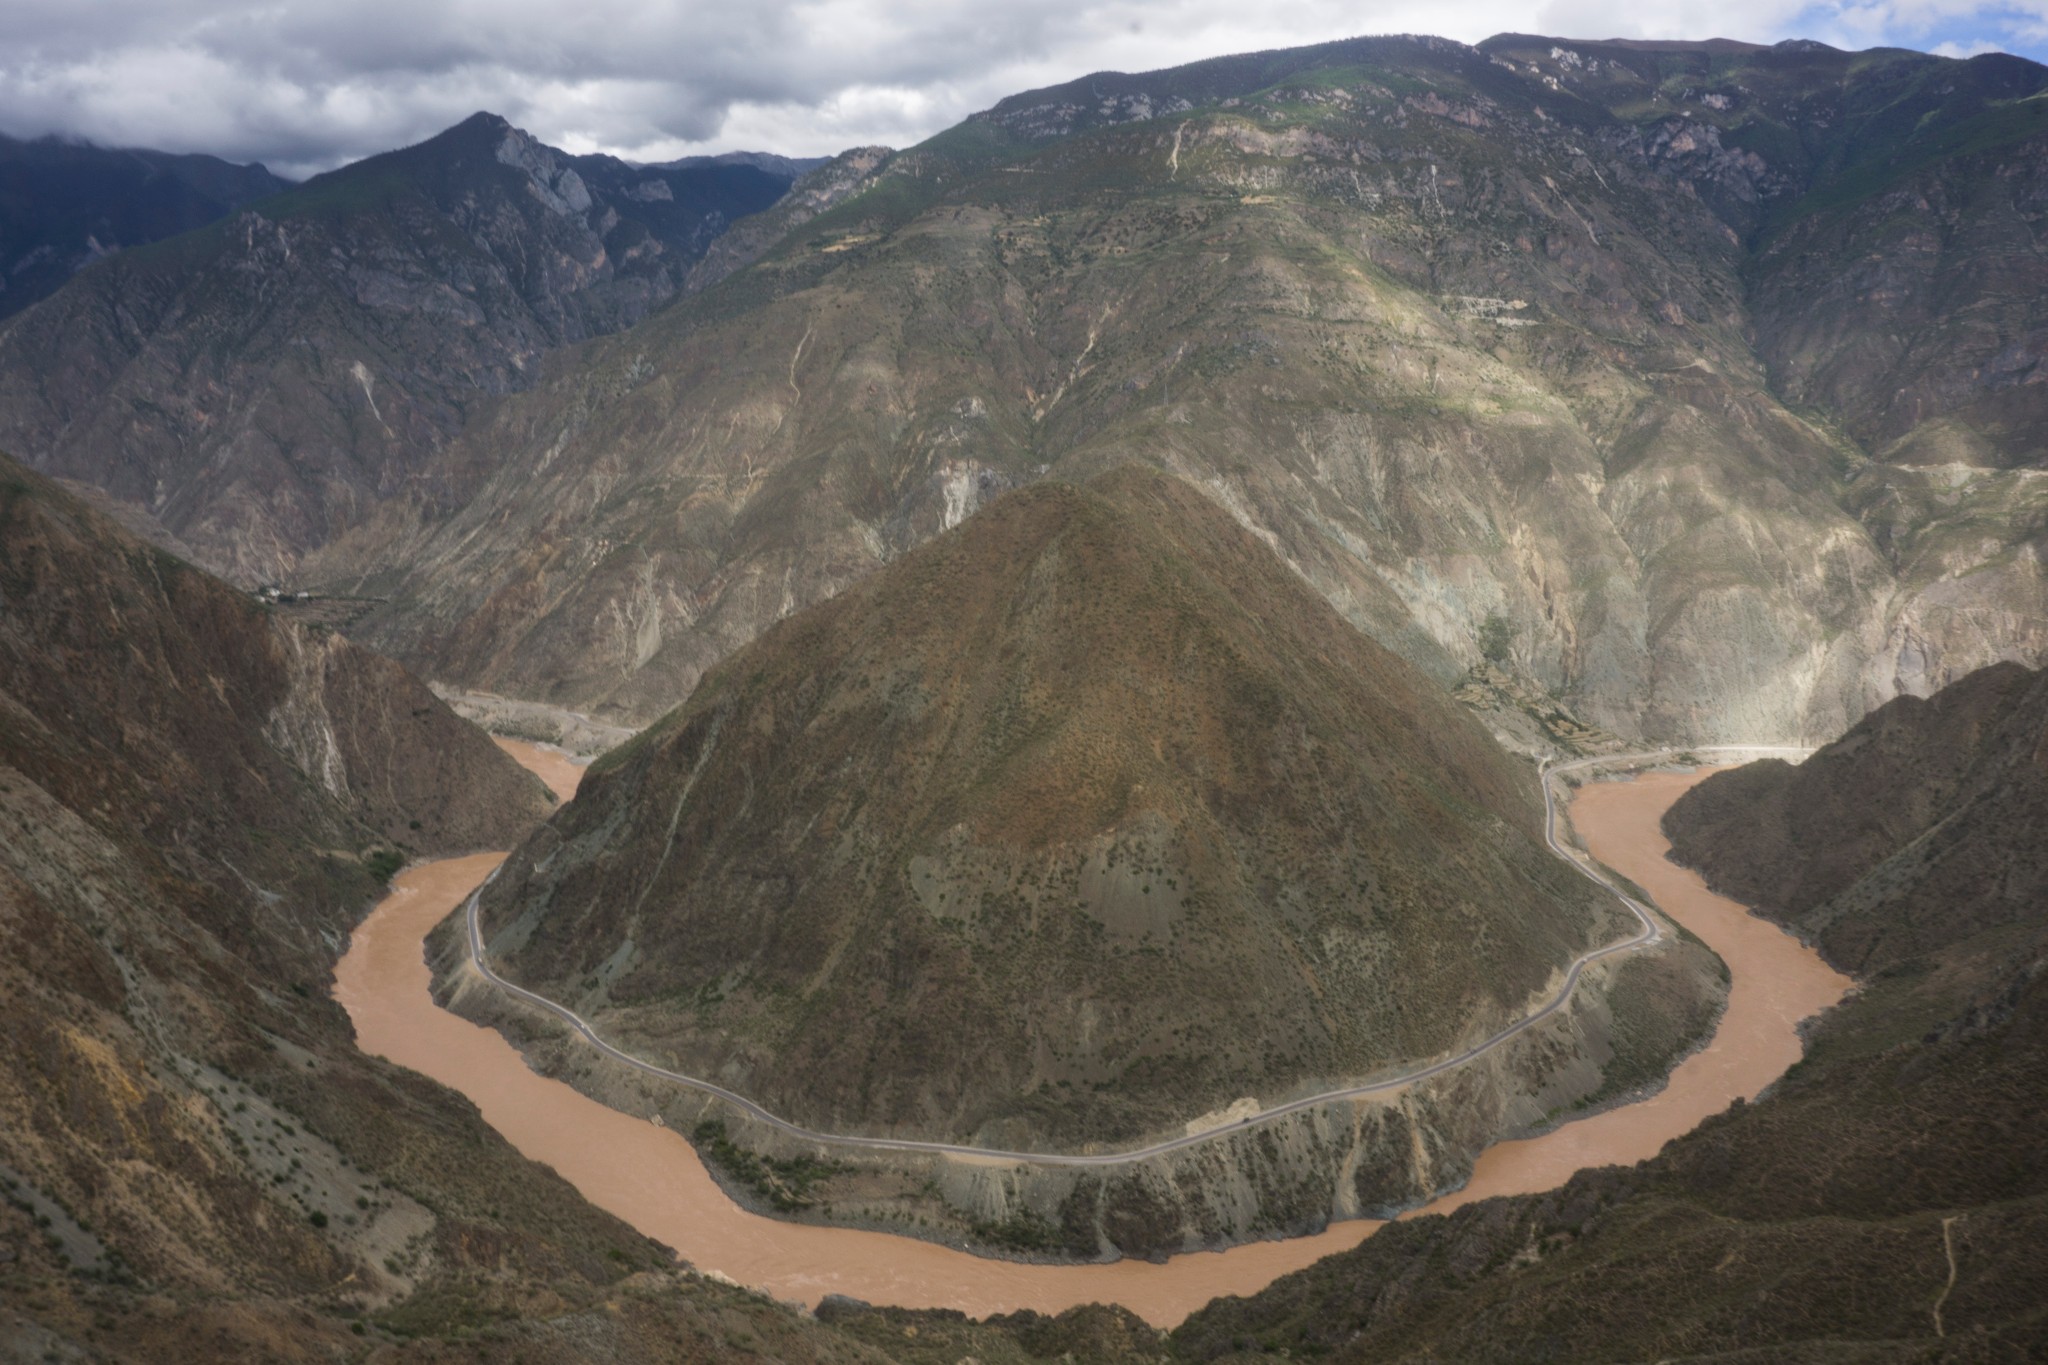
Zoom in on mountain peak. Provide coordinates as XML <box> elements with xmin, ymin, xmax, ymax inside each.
<box><xmin>406</xmin><ymin>108</ymin><xmax>523</xmax><ymax>162</ymax></box>
<box><xmin>448</xmin><ymin>109</ymin><xmax>513</xmax><ymax>136</ymax></box>
<box><xmin>475</xmin><ymin>466</ymin><xmax>1628</xmax><ymax>1150</ymax></box>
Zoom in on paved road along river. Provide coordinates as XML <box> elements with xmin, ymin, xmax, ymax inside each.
<box><xmin>330</xmin><ymin>745</ymin><xmax>1848</xmax><ymax>1328</ymax></box>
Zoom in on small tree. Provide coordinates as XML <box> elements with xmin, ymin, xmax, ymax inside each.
<box><xmin>1478</xmin><ymin>612</ymin><xmax>1513</xmax><ymax>664</ymax></box>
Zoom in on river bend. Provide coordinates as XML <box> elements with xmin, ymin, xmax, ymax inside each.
<box><xmin>330</xmin><ymin>748</ymin><xmax>1847</xmax><ymax>1327</ymax></box>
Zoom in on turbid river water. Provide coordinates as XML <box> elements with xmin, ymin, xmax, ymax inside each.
<box><xmin>330</xmin><ymin>751</ymin><xmax>1848</xmax><ymax>1328</ymax></box>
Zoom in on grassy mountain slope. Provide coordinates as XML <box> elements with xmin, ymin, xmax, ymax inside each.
<box><xmin>811</xmin><ymin>654</ymin><xmax>2048</xmax><ymax>1355</ymax></box>
<box><xmin>1663</xmin><ymin>660</ymin><xmax>2048</xmax><ymax>973</ymax></box>
<box><xmin>1004</xmin><ymin>658</ymin><xmax>2048</xmax><ymax>1361</ymax></box>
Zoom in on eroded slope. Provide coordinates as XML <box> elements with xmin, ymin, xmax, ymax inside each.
<box><xmin>1663</xmin><ymin>659</ymin><xmax>2048</xmax><ymax>972</ymax></box>
<box><xmin>337</xmin><ymin>37</ymin><xmax>2048</xmax><ymax>744</ymax></box>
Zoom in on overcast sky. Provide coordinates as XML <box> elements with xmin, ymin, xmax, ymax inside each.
<box><xmin>1</xmin><ymin>0</ymin><xmax>2043</xmax><ymax>178</ymax></box>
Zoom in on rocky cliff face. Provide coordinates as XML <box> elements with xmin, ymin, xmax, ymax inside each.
<box><xmin>0</xmin><ymin>452</ymin><xmax>551</xmax><ymax>872</ymax></box>
<box><xmin>443</xmin><ymin>915</ymin><xmax>1718</xmax><ymax>1260</ymax></box>
<box><xmin>1737</xmin><ymin>84</ymin><xmax>2048</xmax><ymax>469</ymax></box>
<box><xmin>1663</xmin><ymin>659</ymin><xmax>2048</xmax><ymax>973</ymax></box>
<box><xmin>0</xmin><ymin>114</ymin><xmax>797</xmax><ymax>584</ymax></box>
<box><xmin>312</xmin><ymin>36</ymin><xmax>2048</xmax><ymax>744</ymax></box>
<box><xmin>0</xmin><ymin>132</ymin><xmax>287</xmax><ymax>320</ymax></box>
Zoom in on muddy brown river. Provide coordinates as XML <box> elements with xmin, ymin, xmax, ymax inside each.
<box><xmin>331</xmin><ymin>753</ymin><xmax>1848</xmax><ymax>1328</ymax></box>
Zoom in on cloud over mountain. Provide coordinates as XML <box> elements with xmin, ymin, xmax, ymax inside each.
<box><xmin>0</xmin><ymin>0</ymin><xmax>2042</xmax><ymax>175</ymax></box>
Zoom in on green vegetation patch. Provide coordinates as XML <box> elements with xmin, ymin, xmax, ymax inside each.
<box><xmin>1767</xmin><ymin>94</ymin><xmax>2048</xmax><ymax>237</ymax></box>
<box><xmin>373</xmin><ymin>1284</ymin><xmax>514</xmax><ymax>1340</ymax></box>
<box><xmin>362</xmin><ymin>848</ymin><xmax>405</xmax><ymax>884</ymax></box>
<box><xmin>258</xmin><ymin>161</ymin><xmax>425</xmax><ymax>225</ymax></box>
<box><xmin>966</xmin><ymin>1205</ymin><xmax>1075</xmax><ymax>1255</ymax></box>
<box><xmin>691</xmin><ymin>1119</ymin><xmax>847</xmax><ymax>1212</ymax></box>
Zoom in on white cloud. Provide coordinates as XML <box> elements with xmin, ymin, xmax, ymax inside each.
<box><xmin>0</xmin><ymin>0</ymin><xmax>2039</xmax><ymax>175</ymax></box>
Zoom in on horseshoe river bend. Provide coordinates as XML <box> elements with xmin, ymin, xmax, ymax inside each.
<box><xmin>330</xmin><ymin>741</ymin><xmax>1848</xmax><ymax>1329</ymax></box>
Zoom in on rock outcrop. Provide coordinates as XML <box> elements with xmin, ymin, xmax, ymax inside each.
<box><xmin>683</xmin><ymin>145</ymin><xmax>897</xmax><ymax>294</ymax></box>
<box><xmin>0</xmin><ymin>452</ymin><xmax>551</xmax><ymax>871</ymax></box>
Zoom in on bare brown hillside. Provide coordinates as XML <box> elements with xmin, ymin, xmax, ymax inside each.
<box><xmin>473</xmin><ymin>466</ymin><xmax>1653</xmax><ymax>1155</ymax></box>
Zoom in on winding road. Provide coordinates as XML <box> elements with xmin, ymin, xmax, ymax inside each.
<box><xmin>461</xmin><ymin>745</ymin><xmax>1810</xmax><ymax>1168</ymax></box>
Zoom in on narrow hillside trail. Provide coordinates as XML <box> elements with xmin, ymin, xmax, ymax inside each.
<box><xmin>333</xmin><ymin>749</ymin><xmax>1849</xmax><ymax>1328</ymax></box>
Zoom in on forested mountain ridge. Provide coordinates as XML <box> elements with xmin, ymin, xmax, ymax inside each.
<box><xmin>0</xmin><ymin>131</ymin><xmax>288</xmax><ymax>320</ymax></box>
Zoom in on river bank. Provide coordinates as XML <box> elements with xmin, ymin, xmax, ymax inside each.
<box><xmin>333</xmin><ymin>751</ymin><xmax>1847</xmax><ymax>1328</ymax></box>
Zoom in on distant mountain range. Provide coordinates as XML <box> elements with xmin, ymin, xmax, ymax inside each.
<box><xmin>295</xmin><ymin>33</ymin><xmax>2048</xmax><ymax>746</ymax></box>
<box><xmin>0</xmin><ymin>114</ymin><xmax>815</xmax><ymax>583</ymax></box>
<box><xmin>0</xmin><ymin>134</ymin><xmax>825</xmax><ymax>326</ymax></box>
<box><xmin>0</xmin><ymin>133</ymin><xmax>288</xmax><ymax>319</ymax></box>
<box><xmin>2</xmin><ymin>28</ymin><xmax>2047</xmax><ymax>1362</ymax></box>
<box><xmin>654</xmin><ymin>150</ymin><xmax>835</xmax><ymax>179</ymax></box>
<box><xmin>9</xmin><ymin>38</ymin><xmax>2043</xmax><ymax>745</ymax></box>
